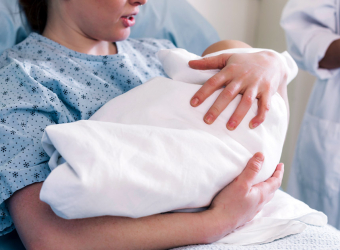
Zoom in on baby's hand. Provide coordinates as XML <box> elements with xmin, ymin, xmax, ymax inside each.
<box><xmin>189</xmin><ymin>51</ymin><xmax>287</xmax><ymax>130</ymax></box>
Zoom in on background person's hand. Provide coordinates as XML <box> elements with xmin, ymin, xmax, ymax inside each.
<box><xmin>206</xmin><ymin>152</ymin><xmax>284</xmax><ymax>240</ymax></box>
<box><xmin>189</xmin><ymin>51</ymin><xmax>287</xmax><ymax>130</ymax></box>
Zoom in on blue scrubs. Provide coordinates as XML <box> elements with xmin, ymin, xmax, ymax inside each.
<box><xmin>0</xmin><ymin>33</ymin><xmax>175</xmax><ymax>235</ymax></box>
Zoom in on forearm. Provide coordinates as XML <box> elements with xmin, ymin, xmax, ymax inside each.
<box><xmin>319</xmin><ymin>39</ymin><xmax>340</xmax><ymax>69</ymax></box>
<box><xmin>8</xmin><ymin>183</ymin><xmax>229</xmax><ymax>250</ymax></box>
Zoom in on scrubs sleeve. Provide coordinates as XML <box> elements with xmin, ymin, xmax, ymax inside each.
<box><xmin>281</xmin><ymin>0</ymin><xmax>340</xmax><ymax>80</ymax></box>
<box><xmin>130</xmin><ymin>0</ymin><xmax>220</xmax><ymax>55</ymax></box>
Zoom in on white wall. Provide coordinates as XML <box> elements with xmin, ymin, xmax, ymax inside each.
<box><xmin>188</xmin><ymin>0</ymin><xmax>316</xmax><ymax>190</ymax></box>
<box><xmin>187</xmin><ymin>0</ymin><xmax>260</xmax><ymax>46</ymax></box>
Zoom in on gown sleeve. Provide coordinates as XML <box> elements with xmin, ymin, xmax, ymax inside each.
<box><xmin>0</xmin><ymin>53</ymin><xmax>56</xmax><ymax>235</ymax></box>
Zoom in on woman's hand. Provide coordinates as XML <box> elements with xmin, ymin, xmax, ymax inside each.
<box><xmin>189</xmin><ymin>51</ymin><xmax>287</xmax><ymax>130</ymax></box>
<box><xmin>204</xmin><ymin>152</ymin><xmax>284</xmax><ymax>241</ymax></box>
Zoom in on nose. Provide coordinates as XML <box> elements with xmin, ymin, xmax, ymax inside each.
<box><xmin>130</xmin><ymin>0</ymin><xmax>147</xmax><ymax>6</ymax></box>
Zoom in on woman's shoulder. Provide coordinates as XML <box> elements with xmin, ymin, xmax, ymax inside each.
<box><xmin>0</xmin><ymin>33</ymin><xmax>47</xmax><ymax>68</ymax></box>
<box><xmin>0</xmin><ymin>33</ymin><xmax>68</xmax><ymax>101</ymax></box>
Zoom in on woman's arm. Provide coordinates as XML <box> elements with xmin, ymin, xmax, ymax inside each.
<box><xmin>7</xmin><ymin>153</ymin><xmax>283</xmax><ymax>250</ymax></box>
<box><xmin>190</xmin><ymin>40</ymin><xmax>289</xmax><ymax>127</ymax></box>
<box><xmin>8</xmin><ymin>182</ymin><xmax>213</xmax><ymax>250</ymax></box>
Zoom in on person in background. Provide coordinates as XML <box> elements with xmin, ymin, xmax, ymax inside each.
<box><xmin>281</xmin><ymin>0</ymin><xmax>340</xmax><ymax>229</ymax></box>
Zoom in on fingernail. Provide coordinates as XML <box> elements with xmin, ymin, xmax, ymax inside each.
<box><xmin>191</xmin><ymin>97</ymin><xmax>199</xmax><ymax>106</ymax></box>
<box><xmin>255</xmin><ymin>153</ymin><xmax>264</xmax><ymax>161</ymax></box>
<box><xmin>250</xmin><ymin>123</ymin><xmax>259</xmax><ymax>129</ymax></box>
<box><xmin>227</xmin><ymin>121</ymin><xmax>236</xmax><ymax>130</ymax></box>
<box><xmin>204</xmin><ymin>114</ymin><xmax>214</xmax><ymax>124</ymax></box>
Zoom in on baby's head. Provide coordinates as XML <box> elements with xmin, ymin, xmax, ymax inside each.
<box><xmin>19</xmin><ymin>0</ymin><xmax>146</xmax><ymax>42</ymax></box>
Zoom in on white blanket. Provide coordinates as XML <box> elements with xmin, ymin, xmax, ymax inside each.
<box><xmin>40</xmin><ymin>48</ymin><xmax>326</xmax><ymax>245</ymax></box>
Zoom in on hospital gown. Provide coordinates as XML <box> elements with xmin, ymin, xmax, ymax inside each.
<box><xmin>0</xmin><ymin>32</ymin><xmax>175</xmax><ymax>235</ymax></box>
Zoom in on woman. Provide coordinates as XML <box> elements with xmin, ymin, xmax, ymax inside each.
<box><xmin>281</xmin><ymin>0</ymin><xmax>340</xmax><ymax>229</ymax></box>
<box><xmin>0</xmin><ymin>0</ymin><xmax>286</xmax><ymax>248</ymax></box>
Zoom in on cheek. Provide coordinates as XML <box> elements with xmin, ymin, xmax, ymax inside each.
<box><xmin>72</xmin><ymin>1</ymin><xmax>129</xmax><ymax>41</ymax></box>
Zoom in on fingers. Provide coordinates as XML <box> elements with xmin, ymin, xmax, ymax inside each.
<box><xmin>226</xmin><ymin>89</ymin><xmax>257</xmax><ymax>130</ymax></box>
<box><xmin>188</xmin><ymin>54</ymin><xmax>232</xmax><ymax>70</ymax></box>
<box><xmin>202</xmin><ymin>83</ymin><xmax>240</xmax><ymax>125</ymax></box>
<box><xmin>238</xmin><ymin>153</ymin><xmax>265</xmax><ymax>189</ymax></box>
<box><xmin>254</xmin><ymin>163</ymin><xmax>284</xmax><ymax>203</ymax></box>
<box><xmin>190</xmin><ymin>67</ymin><xmax>232</xmax><ymax>109</ymax></box>
<box><xmin>264</xmin><ymin>163</ymin><xmax>284</xmax><ymax>193</ymax></box>
<box><xmin>190</xmin><ymin>52</ymin><xmax>275</xmax><ymax>129</ymax></box>
<box><xmin>250</xmin><ymin>93</ymin><xmax>271</xmax><ymax>129</ymax></box>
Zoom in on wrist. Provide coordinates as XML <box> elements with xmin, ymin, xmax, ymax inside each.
<box><xmin>199</xmin><ymin>207</ymin><xmax>237</xmax><ymax>243</ymax></box>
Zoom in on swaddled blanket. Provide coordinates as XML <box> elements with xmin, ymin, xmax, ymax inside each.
<box><xmin>41</xmin><ymin>76</ymin><xmax>286</xmax><ymax>216</ymax></box>
<box><xmin>40</xmin><ymin>48</ymin><xmax>326</xmax><ymax>245</ymax></box>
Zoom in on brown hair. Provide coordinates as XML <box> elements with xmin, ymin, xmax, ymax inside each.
<box><xmin>19</xmin><ymin>0</ymin><xmax>48</xmax><ymax>34</ymax></box>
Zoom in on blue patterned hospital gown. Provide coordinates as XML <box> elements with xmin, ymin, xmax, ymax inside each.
<box><xmin>0</xmin><ymin>32</ymin><xmax>175</xmax><ymax>235</ymax></box>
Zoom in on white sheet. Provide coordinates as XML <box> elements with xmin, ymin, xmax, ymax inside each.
<box><xmin>40</xmin><ymin>48</ymin><xmax>326</xmax><ymax>245</ymax></box>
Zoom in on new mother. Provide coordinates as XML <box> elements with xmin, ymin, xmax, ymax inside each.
<box><xmin>0</xmin><ymin>0</ymin><xmax>287</xmax><ymax>249</ymax></box>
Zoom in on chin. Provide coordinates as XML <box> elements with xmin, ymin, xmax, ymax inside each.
<box><xmin>106</xmin><ymin>29</ymin><xmax>131</xmax><ymax>42</ymax></box>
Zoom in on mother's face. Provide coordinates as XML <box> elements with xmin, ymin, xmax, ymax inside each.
<box><xmin>59</xmin><ymin>0</ymin><xmax>147</xmax><ymax>42</ymax></box>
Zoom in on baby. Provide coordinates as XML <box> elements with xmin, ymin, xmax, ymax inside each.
<box><xmin>40</xmin><ymin>47</ymin><xmax>292</xmax><ymax>219</ymax></box>
<box><xmin>37</xmin><ymin>48</ymin><xmax>329</xmax><ymax>246</ymax></box>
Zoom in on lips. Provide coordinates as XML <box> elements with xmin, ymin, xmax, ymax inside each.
<box><xmin>121</xmin><ymin>15</ymin><xmax>136</xmax><ymax>28</ymax></box>
<box><xmin>121</xmin><ymin>11</ymin><xmax>138</xmax><ymax>28</ymax></box>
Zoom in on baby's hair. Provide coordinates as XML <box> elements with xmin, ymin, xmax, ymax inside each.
<box><xmin>19</xmin><ymin>0</ymin><xmax>48</xmax><ymax>34</ymax></box>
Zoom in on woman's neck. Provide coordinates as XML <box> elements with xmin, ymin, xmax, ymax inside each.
<box><xmin>42</xmin><ymin>12</ymin><xmax>117</xmax><ymax>56</ymax></box>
